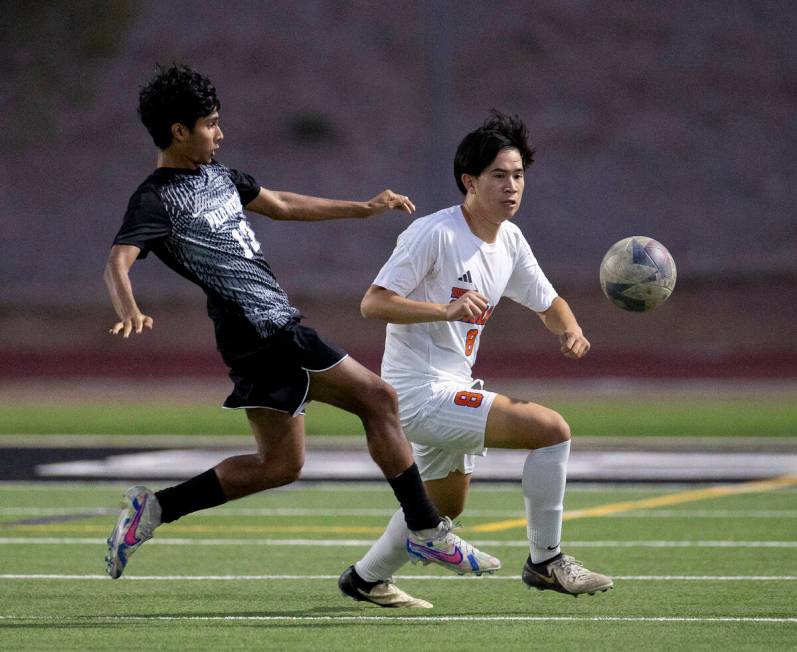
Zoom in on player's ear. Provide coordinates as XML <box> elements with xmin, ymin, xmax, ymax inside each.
<box><xmin>461</xmin><ymin>174</ymin><xmax>476</xmax><ymax>194</ymax></box>
<box><xmin>171</xmin><ymin>122</ymin><xmax>188</xmax><ymax>143</ymax></box>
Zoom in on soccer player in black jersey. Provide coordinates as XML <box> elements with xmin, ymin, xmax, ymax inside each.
<box><xmin>103</xmin><ymin>65</ymin><xmax>492</xmax><ymax>599</ymax></box>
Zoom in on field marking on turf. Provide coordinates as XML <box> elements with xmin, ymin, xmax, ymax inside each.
<box><xmin>472</xmin><ymin>474</ymin><xmax>797</xmax><ymax>533</ymax></box>
<box><xmin>0</xmin><ymin>523</ymin><xmax>391</xmax><ymax>534</ymax></box>
<box><xmin>3</xmin><ymin>507</ymin><xmax>797</xmax><ymax>519</ymax></box>
<box><xmin>0</xmin><ymin>614</ymin><xmax>795</xmax><ymax>624</ymax></box>
<box><xmin>2</xmin><ymin>574</ymin><xmax>796</xmax><ymax>582</ymax></box>
<box><xmin>1</xmin><ymin>537</ymin><xmax>797</xmax><ymax>548</ymax></box>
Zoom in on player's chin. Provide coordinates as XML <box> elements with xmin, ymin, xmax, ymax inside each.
<box><xmin>500</xmin><ymin>202</ymin><xmax>520</xmax><ymax>218</ymax></box>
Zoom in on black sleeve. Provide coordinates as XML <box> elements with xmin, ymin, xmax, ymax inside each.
<box><xmin>113</xmin><ymin>187</ymin><xmax>171</xmax><ymax>259</ymax></box>
<box><xmin>228</xmin><ymin>168</ymin><xmax>261</xmax><ymax>206</ymax></box>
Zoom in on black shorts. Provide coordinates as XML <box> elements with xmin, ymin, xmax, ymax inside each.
<box><xmin>220</xmin><ymin>322</ymin><xmax>347</xmax><ymax>416</ymax></box>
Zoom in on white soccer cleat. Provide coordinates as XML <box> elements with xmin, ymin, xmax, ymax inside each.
<box><xmin>338</xmin><ymin>565</ymin><xmax>432</xmax><ymax>609</ymax></box>
<box><xmin>105</xmin><ymin>485</ymin><xmax>162</xmax><ymax>579</ymax></box>
<box><xmin>406</xmin><ymin>516</ymin><xmax>501</xmax><ymax>575</ymax></box>
<box><xmin>522</xmin><ymin>553</ymin><xmax>613</xmax><ymax>596</ymax></box>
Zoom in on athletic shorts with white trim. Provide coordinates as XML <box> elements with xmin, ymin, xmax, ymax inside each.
<box><xmin>220</xmin><ymin>321</ymin><xmax>347</xmax><ymax>416</ymax></box>
<box><xmin>398</xmin><ymin>379</ymin><xmax>497</xmax><ymax>481</ymax></box>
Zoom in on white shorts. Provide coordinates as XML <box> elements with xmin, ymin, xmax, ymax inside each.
<box><xmin>399</xmin><ymin>379</ymin><xmax>498</xmax><ymax>481</ymax></box>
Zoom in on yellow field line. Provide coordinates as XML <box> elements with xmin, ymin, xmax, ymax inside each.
<box><xmin>470</xmin><ymin>474</ymin><xmax>797</xmax><ymax>533</ymax></box>
<box><xmin>6</xmin><ymin>475</ymin><xmax>797</xmax><ymax>536</ymax></box>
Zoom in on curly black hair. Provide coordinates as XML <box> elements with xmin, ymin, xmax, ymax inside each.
<box><xmin>453</xmin><ymin>110</ymin><xmax>535</xmax><ymax>195</ymax></box>
<box><xmin>138</xmin><ymin>64</ymin><xmax>221</xmax><ymax>149</ymax></box>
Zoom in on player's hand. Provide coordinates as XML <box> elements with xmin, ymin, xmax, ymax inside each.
<box><xmin>109</xmin><ymin>312</ymin><xmax>154</xmax><ymax>338</ymax></box>
<box><xmin>366</xmin><ymin>189</ymin><xmax>416</xmax><ymax>215</ymax></box>
<box><xmin>559</xmin><ymin>329</ymin><xmax>590</xmax><ymax>359</ymax></box>
<box><xmin>445</xmin><ymin>291</ymin><xmax>489</xmax><ymax>322</ymax></box>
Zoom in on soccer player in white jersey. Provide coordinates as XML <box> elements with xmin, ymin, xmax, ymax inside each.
<box><xmin>338</xmin><ymin>111</ymin><xmax>612</xmax><ymax>608</ymax></box>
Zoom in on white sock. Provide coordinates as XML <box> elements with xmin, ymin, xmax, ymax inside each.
<box><xmin>522</xmin><ymin>440</ymin><xmax>570</xmax><ymax>564</ymax></box>
<box><xmin>354</xmin><ymin>509</ymin><xmax>410</xmax><ymax>582</ymax></box>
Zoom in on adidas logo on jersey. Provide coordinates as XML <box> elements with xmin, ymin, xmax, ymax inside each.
<box><xmin>457</xmin><ymin>270</ymin><xmax>473</xmax><ymax>283</ymax></box>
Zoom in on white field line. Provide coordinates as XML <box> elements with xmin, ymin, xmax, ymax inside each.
<box><xmin>3</xmin><ymin>507</ymin><xmax>797</xmax><ymax>518</ymax></box>
<box><xmin>1</xmin><ymin>537</ymin><xmax>796</xmax><ymax>548</ymax></box>
<box><xmin>0</xmin><ymin>614</ymin><xmax>794</xmax><ymax>624</ymax></box>
<box><xmin>1</xmin><ymin>574</ymin><xmax>796</xmax><ymax>582</ymax></box>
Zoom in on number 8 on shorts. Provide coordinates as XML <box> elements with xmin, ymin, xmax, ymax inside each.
<box><xmin>454</xmin><ymin>391</ymin><xmax>484</xmax><ymax>408</ymax></box>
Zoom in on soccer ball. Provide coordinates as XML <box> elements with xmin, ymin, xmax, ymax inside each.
<box><xmin>599</xmin><ymin>236</ymin><xmax>676</xmax><ymax>312</ymax></box>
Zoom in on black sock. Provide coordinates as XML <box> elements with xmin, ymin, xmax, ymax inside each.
<box><xmin>529</xmin><ymin>552</ymin><xmax>562</xmax><ymax>567</ymax></box>
<box><xmin>155</xmin><ymin>469</ymin><xmax>227</xmax><ymax>524</ymax></box>
<box><xmin>386</xmin><ymin>463</ymin><xmax>440</xmax><ymax>532</ymax></box>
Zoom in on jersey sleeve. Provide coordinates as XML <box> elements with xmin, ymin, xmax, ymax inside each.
<box><xmin>228</xmin><ymin>168</ymin><xmax>261</xmax><ymax>206</ymax></box>
<box><xmin>372</xmin><ymin>220</ymin><xmax>439</xmax><ymax>296</ymax></box>
<box><xmin>503</xmin><ymin>236</ymin><xmax>558</xmax><ymax>312</ymax></box>
<box><xmin>113</xmin><ymin>187</ymin><xmax>171</xmax><ymax>259</ymax></box>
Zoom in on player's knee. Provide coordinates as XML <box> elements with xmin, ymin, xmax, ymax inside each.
<box><xmin>547</xmin><ymin>412</ymin><xmax>571</xmax><ymax>445</ymax></box>
<box><xmin>359</xmin><ymin>376</ymin><xmax>399</xmax><ymax>420</ymax></box>
<box><xmin>521</xmin><ymin>410</ymin><xmax>570</xmax><ymax>449</ymax></box>
<box><xmin>259</xmin><ymin>453</ymin><xmax>304</xmax><ymax>488</ymax></box>
<box><xmin>269</xmin><ymin>465</ymin><xmax>302</xmax><ymax>488</ymax></box>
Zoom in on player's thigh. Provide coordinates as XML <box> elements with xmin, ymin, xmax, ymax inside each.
<box><xmin>403</xmin><ymin>382</ymin><xmax>496</xmax><ymax>453</ymax></box>
<box><xmin>307</xmin><ymin>356</ymin><xmax>396</xmax><ymax>416</ymax></box>
<box><xmin>484</xmin><ymin>394</ymin><xmax>570</xmax><ymax>450</ymax></box>
<box><xmin>246</xmin><ymin>407</ymin><xmax>306</xmax><ymax>468</ymax></box>
<box><xmin>423</xmin><ymin>470</ymin><xmax>472</xmax><ymax>519</ymax></box>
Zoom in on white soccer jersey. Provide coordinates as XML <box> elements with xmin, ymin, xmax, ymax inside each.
<box><xmin>373</xmin><ymin>205</ymin><xmax>558</xmax><ymax>417</ymax></box>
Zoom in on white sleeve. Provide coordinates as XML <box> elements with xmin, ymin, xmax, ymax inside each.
<box><xmin>372</xmin><ymin>222</ymin><xmax>439</xmax><ymax>297</ymax></box>
<box><xmin>503</xmin><ymin>237</ymin><xmax>558</xmax><ymax>312</ymax></box>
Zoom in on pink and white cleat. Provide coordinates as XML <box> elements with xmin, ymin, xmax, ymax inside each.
<box><xmin>105</xmin><ymin>485</ymin><xmax>162</xmax><ymax>579</ymax></box>
<box><xmin>406</xmin><ymin>516</ymin><xmax>500</xmax><ymax>576</ymax></box>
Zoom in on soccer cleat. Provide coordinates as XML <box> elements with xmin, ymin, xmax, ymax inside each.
<box><xmin>105</xmin><ymin>485</ymin><xmax>162</xmax><ymax>579</ymax></box>
<box><xmin>522</xmin><ymin>553</ymin><xmax>613</xmax><ymax>596</ymax></box>
<box><xmin>406</xmin><ymin>516</ymin><xmax>501</xmax><ymax>576</ymax></box>
<box><xmin>338</xmin><ymin>565</ymin><xmax>433</xmax><ymax>609</ymax></box>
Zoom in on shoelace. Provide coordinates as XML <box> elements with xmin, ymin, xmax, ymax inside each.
<box><xmin>553</xmin><ymin>555</ymin><xmax>590</xmax><ymax>579</ymax></box>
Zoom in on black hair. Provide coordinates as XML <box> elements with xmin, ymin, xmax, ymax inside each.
<box><xmin>138</xmin><ymin>64</ymin><xmax>220</xmax><ymax>149</ymax></box>
<box><xmin>453</xmin><ymin>110</ymin><xmax>535</xmax><ymax>194</ymax></box>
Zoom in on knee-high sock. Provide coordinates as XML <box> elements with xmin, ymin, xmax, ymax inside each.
<box><xmin>522</xmin><ymin>440</ymin><xmax>570</xmax><ymax>564</ymax></box>
<box><xmin>355</xmin><ymin>509</ymin><xmax>411</xmax><ymax>582</ymax></box>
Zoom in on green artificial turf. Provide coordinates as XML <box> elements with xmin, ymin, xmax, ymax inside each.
<box><xmin>0</xmin><ymin>396</ymin><xmax>794</xmax><ymax>437</ymax></box>
<box><xmin>0</xmin><ymin>482</ymin><xmax>795</xmax><ymax>650</ymax></box>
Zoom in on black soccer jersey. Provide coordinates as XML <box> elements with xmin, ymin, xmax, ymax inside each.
<box><xmin>114</xmin><ymin>161</ymin><xmax>300</xmax><ymax>340</ymax></box>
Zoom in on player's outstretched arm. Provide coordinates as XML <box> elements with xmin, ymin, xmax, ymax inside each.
<box><xmin>537</xmin><ymin>296</ymin><xmax>590</xmax><ymax>359</ymax></box>
<box><xmin>245</xmin><ymin>187</ymin><xmax>415</xmax><ymax>221</ymax></box>
<box><xmin>361</xmin><ymin>285</ymin><xmax>489</xmax><ymax>324</ymax></box>
<box><xmin>104</xmin><ymin>244</ymin><xmax>154</xmax><ymax>338</ymax></box>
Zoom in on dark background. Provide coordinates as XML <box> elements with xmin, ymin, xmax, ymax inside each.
<box><xmin>2</xmin><ymin>1</ymin><xmax>795</xmax><ymax>380</ymax></box>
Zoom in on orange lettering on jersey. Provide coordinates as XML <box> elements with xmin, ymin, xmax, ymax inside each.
<box><xmin>449</xmin><ymin>286</ymin><xmax>495</xmax><ymax>326</ymax></box>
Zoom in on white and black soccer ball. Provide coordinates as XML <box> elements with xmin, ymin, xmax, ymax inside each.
<box><xmin>599</xmin><ymin>236</ymin><xmax>676</xmax><ymax>312</ymax></box>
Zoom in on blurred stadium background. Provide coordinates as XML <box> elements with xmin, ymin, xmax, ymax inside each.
<box><xmin>1</xmin><ymin>0</ymin><xmax>795</xmax><ymax>383</ymax></box>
